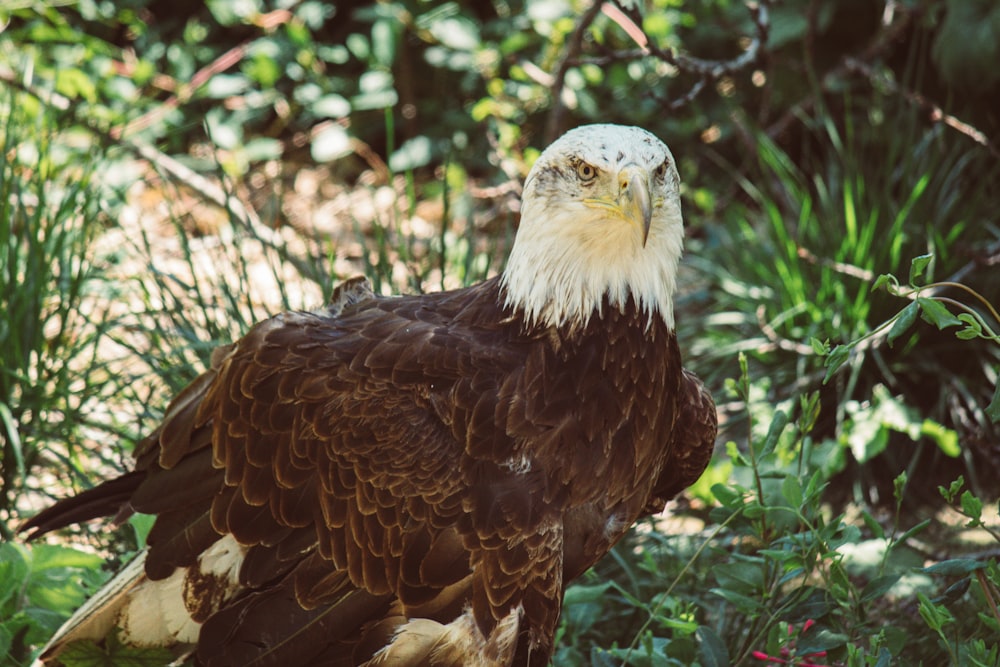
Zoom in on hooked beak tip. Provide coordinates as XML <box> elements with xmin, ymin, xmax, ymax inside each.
<box><xmin>619</xmin><ymin>165</ymin><xmax>652</xmax><ymax>247</ymax></box>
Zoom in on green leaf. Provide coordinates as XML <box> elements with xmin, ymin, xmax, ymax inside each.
<box><xmin>60</xmin><ymin>632</ymin><xmax>176</xmax><ymax>667</ymax></box>
<box><xmin>871</xmin><ymin>272</ymin><xmax>898</xmax><ymax>293</ymax></box>
<box><xmin>886</xmin><ymin>301</ymin><xmax>919</xmax><ymax>347</ymax></box>
<box><xmin>860</xmin><ymin>574</ymin><xmax>902</xmax><ymax>603</ymax></box>
<box><xmin>711</xmin><ymin>482</ymin><xmax>744</xmax><ymax>509</ymax></box>
<box><xmin>28</xmin><ymin>544</ymin><xmax>104</xmax><ymax>572</ymax></box>
<box><xmin>758</xmin><ymin>409</ymin><xmax>788</xmax><ymax>459</ymax></box>
<box><xmin>0</xmin><ymin>543</ymin><xmax>30</xmax><ymax>608</ymax></box>
<box><xmin>710</xmin><ymin>588</ymin><xmax>764</xmax><ymax>613</ymax></box>
<box><xmin>909</xmin><ymin>254</ymin><xmax>934</xmax><ymax>285</ymax></box>
<box><xmin>696</xmin><ymin>626</ymin><xmax>731</xmax><ymax>667</ymax></box>
<box><xmin>916</xmin><ymin>297</ymin><xmax>962</xmax><ymax>329</ymax></box>
<box><xmin>713</xmin><ymin>562</ymin><xmax>765</xmax><ymax>594</ymax></box>
<box><xmin>960</xmin><ymin>490</ymin><xmax>984</xmax><ymax>523</ymax></box>
<box><xmin>822</xmin><ymin>345</ymin><xmax>850</xmax><ymax>384</ymax></box>
<box><xmin>563</xmin><ymin>582</ymin><xmax>613</xmax><ymax>606</ymax></box>
<box><xmin>922</xmin><ymin>558</ymin><xmax>986</xmax><ymax>576</ymax></box>
<box><xmin>917</xmin><ymin>592</ymin><xmax>953</xmax><ymax>633</ymax></box>
<box><xmin>938</xmin><ymin>476</ymin><xmax>965</xmax><ymax>503</ymax></box>
<box><xmin>987</xmin><ymin>381</ymin><xmax>1000</xmax><ymax>423</ymax></box>
<box><xmin>781</xmin><ymin>474</ymin><xmax>803</xmax><ymax>509</ymax></box>
<box><xmin>796</xmin><ymin>628</ymin><xmax>848</xmax><ymax>656</ymax></box>
<box><xmin>809</xmin><ymin>337</ymin><xmax>829</xmax><ymax>355</ymax></box>
<box><xmin>201</xmin><ymin>73</ymin><xmax>250</xmax><ymax>99</ymax></box>
<box><xmin>860</xmin><ymin>509</ymin><xmax>885</xmax><ymax>539</ymax></box>
<box><xmin>891</xmin><ymin>519</ymin><xmax>931</xmax><ymax>549</ymax></box>
<box><xmin>920</xmin><ymin>420</ymin><xmax>959</xmax><ymax>457</ymax></box>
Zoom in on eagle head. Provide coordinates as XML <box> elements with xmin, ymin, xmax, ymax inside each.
<box><xmin>501</xmin><ymin>124</ymin><xmax>684</xmax><ymax>332</ymax></box>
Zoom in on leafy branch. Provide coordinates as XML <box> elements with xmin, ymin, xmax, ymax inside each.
<box><xmin>817</xmin><ymin>254</ymin><xmax>1000</xmax><ymax>423</ymax></box>
<box><xmin>545</xmin><ymin>0</ymin><xmax>770</xmax><ymax>141</ymax></box>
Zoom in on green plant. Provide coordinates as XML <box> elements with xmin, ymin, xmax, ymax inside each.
<box><xmin>0</xmin><ymin>542</ymin><xmax>108</xmax><ymax>665</ymax></box>
<box><xmin>0</xmin><ymin>92</ymin><xmax>114</xmax><ymax>531</ymax></box>
<box><xmin>689</xmin><ymin>98</ymin><xmax>1000</xmax><ymax>501</ymax></box>
<box><xmin>557</xmin><ymin>355</ymin><xmax>1000</xmax><ymax>666</ymax></box>
<box><xmin>821</xmin><ymin>254</ymin><xmax>1000</xmax><ymax>420</ymax></box>
<box><xmin>0</xmin><ymin>89</ymin><xmax>133</xmax><ymax>666</ymax></box>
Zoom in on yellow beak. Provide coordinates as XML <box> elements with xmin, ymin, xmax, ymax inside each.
<box><xmin>617</xmin><ymin>164</ymin><xmax>653</xmax><ymax>246</ymax></box>
<box><xmin>584</xmin><ymin>164</ymin><xmax>653</xmax><ymax>247</ymax></box>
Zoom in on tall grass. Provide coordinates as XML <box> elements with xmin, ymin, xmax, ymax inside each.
<box><xmin>0</xmin><ymin>93</ymin><xmax>115</xmax><ymax>535</ymax></box>
<box><xmin>684</xmin><ymin>96</ymin><xmax>1000</xmax><ymax>501</ymax></box>
<box><xmin>0</xmin><ymin>90</ymin><xmax>128</xmax><ymax>665</ymax></box>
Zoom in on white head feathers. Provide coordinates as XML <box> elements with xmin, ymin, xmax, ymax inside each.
<box><xmin>501</xmin><ymin>124</ymin><xmax>684</xmax><ymax>332</ymax></box>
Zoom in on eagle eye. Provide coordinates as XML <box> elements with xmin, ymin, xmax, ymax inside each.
<box><xmin>654</xmin><ymin>160</ymin><xmax>669</xmax><ymax>180</ymax></box>
<box><xmin>575</xmin><ymin>161</ymin><xmax>598</xmax><ymax>182</ymax></box>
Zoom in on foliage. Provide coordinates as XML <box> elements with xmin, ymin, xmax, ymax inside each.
<box><xmin>0</xmin><ymin>542</ymin><xmax>108</xmax><ymax>666</ymax></box>
<box><xmin>820</xmin><ymin>254</ymin><xmax>1000</xmax><ymax>423</ymax></box>
<box><xmin>686</xmin><ymin>97</ymin><xmax>1000</xmax><ymax>502</ymax></box>
<box><xmin>558</xmin><ymin>356</ymin><xmax>1000</xmax><ymax>666</ymax></box>
<box><xmin>1</xmin><ymin>0</ymin><xmax>999</xmax><ymax>665</ymax></box>
<box><xmin>0</xmin><ymin>92</ymin><xmax>114</xmax><ymax>530</ymax></box>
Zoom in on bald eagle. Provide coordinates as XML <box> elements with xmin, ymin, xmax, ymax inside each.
<box><xmin>22</xmin><ymin>124</ymin><xmax>717</xmax><ymax>666</ymax></box>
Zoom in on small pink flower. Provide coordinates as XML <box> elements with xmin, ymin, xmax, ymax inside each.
<box><xmin>750</xmin><ymin>620</ymin><xmax>832</xmax><ymax>667</ymax></box>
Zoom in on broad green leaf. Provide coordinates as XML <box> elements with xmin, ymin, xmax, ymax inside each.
<box><xmin>711</xmin><ymin>482</ymin><xmax>744</xmax><ymax>509</ymax></box>
<box><xmin>429</xmin><ymin>17</ymin><xmax>481</xmax><ymax>51</ymax></box>
<box><xmin>710</xmin><ymin>588</ymin><xmax>764</xmax><ymax>613</ymax></box>
<box><xmin>860</xmin><ymin>574</ymin><xmax>902</xmax><ymax>603</ymax></box>
<box><xmin>781</xmin><ymin>474</ymin><xmax>803</xmax><ymax>509</ymax></box>
<box><xmin>909</xmin><ymin>254</ymin><xmax>934</xmax><ymax>285</ymax></box>
<box><xmin>917</xmin><ymin>592</ymin><xmax>954</xmax><ymax>632</ymax></box>
<box><xmin>860</xmin><ymin>508</ymin><xmax>885</xmax><ymax>539</ymax></box>
<box><xmin>891</xmin><ymin>519</ymin><xmax>931</xmax><ymax>549</ymax></box>
<box><xmin>809</xmin><ymin>337</ymin><xmax>829</xmax><ymax>355</ymax></box>
<box><xmin>960</xmin><ymin>490</ymin><xmax>984</xmax><ymax>523</ymax></box>
<box><xmin>796</xmin><ymin>628</ymin><xmax>848</xmax><ymax>656</ymax></box>
<box><xmin>886</xmin><ymin>301</ymin><xmax>919</xmax><ymax>347</ymax></box>
<box><xmin>916</xmin><ymin>297</ymin><xmax>962</xmax><ymax>329</ymax></box>
<box><xmin>202</xmin><ymin>73</ymin><xmax>250</xmax><ymax>99</ymax></box>
<box><xmin>696</xmin><ymin>626</ymin><xmax>730</xmax><ymax>667</ymax></box>
<box><xmin>0</xmin><ymin>543</ymin><xmax>30</xmax><ymax>608</ymax></box>
<box><xmin>242</xmin><ymin>138</ymin><xmax>283</xmax><ymax>162</ymax></box>
<box><xmin>920</xmin><ymin>420</ymin><xmax>959</xmax><ymax>457</ymax></box>
<box><xmin>372</xmin><ymin>19</ymin><xmax>398</xmax><ymax>67</ymax></box>
<box><xmin>713</xmin><ymin>562</ymin><xmax>765</xmax><ymax>594</ymax></box>
<box><xmin>27</xmin><ymin>544</ymin><xmax>104</xmax><ymax>573</ymax></box>
<box><xmin>563</xmin><ymin>582</ymin><xmax>613</xmax><ymax>606</ymax></box>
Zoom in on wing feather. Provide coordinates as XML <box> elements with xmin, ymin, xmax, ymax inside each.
<box><xmin>23</xmin><ymin>275</ymin><xmax>712</xmax><ymax>666</ymax></box>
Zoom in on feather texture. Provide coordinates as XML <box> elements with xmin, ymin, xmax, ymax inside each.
<box><xmin>21</xmin><ymin>126</ymin><xmax>718</xmax><ymax>666</ymax></box>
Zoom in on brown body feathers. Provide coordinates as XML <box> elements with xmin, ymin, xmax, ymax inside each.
<box><xmin>22</xmin><ymin>125</ymin><xmax>717</xmax><ymax>666</ymax></box>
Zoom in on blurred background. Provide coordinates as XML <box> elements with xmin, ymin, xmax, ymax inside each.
<box><xmin>1</xmin><ymin>1</ymin><xmax>998</xmax><ymax>665</ymax></box>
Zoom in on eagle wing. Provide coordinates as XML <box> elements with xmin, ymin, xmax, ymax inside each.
<box><xmin>27</xmin><ymin>277</ymin><xmax>569</xmax><ymax>666</ymax></box>
<box><xmin>643</xmin><ymin>369</ymin><xmax>718</xmax><ymax>515</ymax></box>
<box><xmin>24</xmin><ymin>275</ymin><xmax>716</xmax><ymax>666</ymax></box>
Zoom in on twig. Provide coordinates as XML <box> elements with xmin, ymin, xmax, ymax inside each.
<box><xmin>110</xmin><ymin>41</ymin><xmax>255</xmax><ymax>140</ymax></box>
<box><xmin>0</xmin><ymin>66</ymin><xmax>281</xmax><ymax>246</ymax></box>
<box><xmin>545</xmin><ymin>1</ymin><xmax>605</xmax><ymax>143</ymax></box>
<box><xmin>546</xmin><ymin>1</ymin><xmax>769</xmax><ymax>134</ymax></box>
<box><xmin>843</xmin><ymin>58</ymin><xmax>1000</xmax><ymax>160</ymax></box>
<box><xmin>756</xmin><ymin>305</ymin><xmax>816</xmax><ymax>355</ymax></box>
